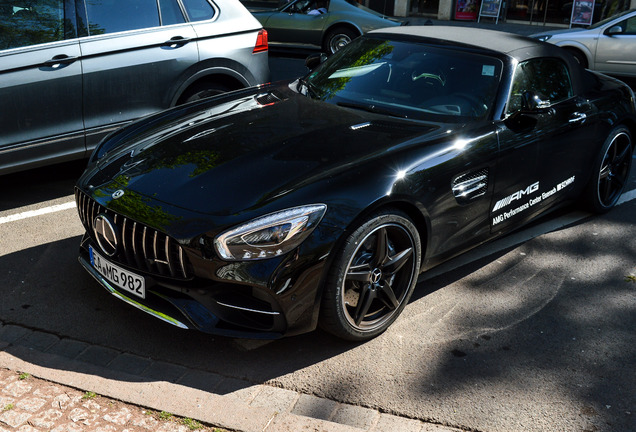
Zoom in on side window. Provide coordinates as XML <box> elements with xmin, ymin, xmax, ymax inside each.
<box><xmin>617</xmin><ymin>16</ymin><xmax>636</xmax><ymax>34</ymax></box>
<box><xmin>159</xmin><ymin>0</ymin><xmax>186</xmax><ymax>25</ymax></box>
<box><xmin>507</xmin><ymin>58</ymin><xmax>573</xmax><ymax>114</ymax></box>
<box><xmin>182</xmin><ymin>0</ymin><xmax>216</xmax><ymax>21</ymax></box>
<box><xmin>85</xmin><ymin>0</ymin><xmax>160</xmax><ymax>35</ymax></box>
<box><xmin>0</xmin><ymin>0</ymin><xmax>65</xmax><ymax>50</ymax></box>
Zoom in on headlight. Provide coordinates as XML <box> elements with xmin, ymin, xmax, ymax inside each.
<box><xmin>214</xmin><ymin>204</ymin><xmax>327</xmax><ymax>260</ymax></box>
<box><xmin>535</xmin><ymin>35</ymin><xmax>552</xmax><ymax>42</ymax></box>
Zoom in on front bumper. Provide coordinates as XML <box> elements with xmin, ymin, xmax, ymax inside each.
<box><xmin>79</xmin><ymin>234</ymin><xmax>308</xmax><ymax>339</ymax></box>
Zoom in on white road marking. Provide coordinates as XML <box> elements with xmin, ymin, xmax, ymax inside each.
<box><xmin>0</xmin><ymin>201</ymin><xmax>76</xmax><ymax>224</ymax></box>
<box><xmin>617</xmin><ymin>188</ymin><xmax>636</xmax><ymax>206</ymax></box>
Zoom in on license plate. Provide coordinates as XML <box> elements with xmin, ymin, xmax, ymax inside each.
<box><xmin>89</xmin><ymin>246</ymin><xmax>145</xmax><ymax>299</ymax></box>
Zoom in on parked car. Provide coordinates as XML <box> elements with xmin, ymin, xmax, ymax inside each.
<box><xmin>251</xmin><ymin>0</ymin><xmax>403</xmax><ymax>54</ymax></box>
<box><xmin>75</xmin><ymin>27</ymin><xmax>635</xmax><ymax>341</ymax></box>
<box><xmin>0</xmin><ymin>0</ymin><xmax>269</xmax><ymax>175</ymax></box>
<box><xmin>532</xmin><ymin>9</ymin><xmax>636</xmax><ymax>78</ymax></box>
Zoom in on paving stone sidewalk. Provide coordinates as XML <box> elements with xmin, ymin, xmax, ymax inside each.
<box><xmin>0</xmin><ymin>323</ymin><xmax>462</xmax><ymax>432</ymax></box>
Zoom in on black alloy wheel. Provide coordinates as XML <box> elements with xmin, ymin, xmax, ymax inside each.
<box><xmin>586</xmin><ymin>126</ymin><xmax>633</xmax><ymax>213</ymax></box>
<box><xmin>320</xmin><ymin>210</ymin><xmax>421</xmax><ymax>341</ymax></box>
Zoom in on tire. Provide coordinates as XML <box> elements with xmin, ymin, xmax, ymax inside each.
<box><xmin>584</xmin><ymin>126</ymin><xmax>633</xmax><ymax>213</ymax></box>
<box><xmin>566</xmin><ymin>48</ymin><xmax>588</xmax><ymax>69</ymax></box>
<box><xmin>319</xmin><ymin>209</ymin><xmax>421</xmax><ymax>341</ymax></box>
<box><xmin>324</xmin><ymin>27</ymin><xmax>357</xmax><ymax>55</ymax></box>
<box><xmin>178</xmin><ymin>82</ymin><xmax>232</xmax><ymax>105</ymax></box>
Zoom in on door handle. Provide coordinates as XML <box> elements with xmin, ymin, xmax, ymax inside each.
<box><xmin>42</xmin><ymin>55</ymin><xmax>78</xmax><ymax>68</ymax></box>
<box><xmin>569</xmin><ymin>112</ymin><xmax>587</xmax><ymax>123</ymax></box>
<box><xmin>163</xmin><ymin>36</ymin><xmax>191</xmax><ymax>48</ymax></box>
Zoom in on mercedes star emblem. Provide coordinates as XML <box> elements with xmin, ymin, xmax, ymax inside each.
<box><xmin>93</xmin><ymin>214</ymin><xmax>118</xmax><ymax>257</ymax></box>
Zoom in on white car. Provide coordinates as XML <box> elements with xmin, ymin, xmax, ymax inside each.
<box><xmin>532</xmin><ymin>9</ymin><xmax>636</xmax><ymax>78</ymax></box>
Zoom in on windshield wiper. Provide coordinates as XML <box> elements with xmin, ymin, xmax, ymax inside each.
<box><xmin>337</xmin><ymin>102</ymin><xmax>407</xmax><ymax>118</ymax></box>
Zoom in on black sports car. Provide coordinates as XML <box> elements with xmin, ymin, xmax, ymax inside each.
<box><xmin>75</xmin><ymin>27</ymin><xmax>635</xmax><ymax>341</ymax></box>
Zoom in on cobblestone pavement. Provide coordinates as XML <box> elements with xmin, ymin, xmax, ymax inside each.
<box><xmin>0</xmin><ymin>368</ymin><xmax>223</xmax><ymax>432</ymax></box>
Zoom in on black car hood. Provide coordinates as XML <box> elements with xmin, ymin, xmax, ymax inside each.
<box><xmin>95</xmin><ymin>84</ymin><xmax>442</xmax><ymax>215</ymax></box>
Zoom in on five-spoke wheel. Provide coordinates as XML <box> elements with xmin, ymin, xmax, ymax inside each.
<box><xmin>320</xmin><ymin>210</ymin><xmax>421</xmax><ymax>341</ymax></box>
<box><xmin>586</xmin><ymin>126</ymin><xmax>633</xmax><ymax>213</ymax></box>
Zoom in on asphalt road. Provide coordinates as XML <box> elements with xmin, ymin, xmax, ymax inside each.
<box><xmin>1</xmin><ymin>54</ymin><xmax>636</xmax><ymax>432</ymax></box>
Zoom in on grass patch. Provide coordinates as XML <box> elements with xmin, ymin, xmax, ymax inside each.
<box><xmin>182</xmin><ymin>417</ymin><xmax>204</xmax><ymax>430</ymax></box>
<box><xmin>159</xmin><ymin>411</ymin><xmax>173</xmax><ymax>421</ymax></box>
<box><xmin>82</xmin><ymin>391</ymin><xmax>97</xmax><ymax>400</ymax></box>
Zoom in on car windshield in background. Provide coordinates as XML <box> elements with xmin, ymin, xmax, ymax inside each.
<box><xmin>304</xmin><ymin>37</ymin><xmax>503</xmax><ymax>122</ymax></box>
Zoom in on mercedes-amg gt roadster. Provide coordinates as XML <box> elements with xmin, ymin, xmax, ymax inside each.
<box><xmin>75</xmin><ymin>27</ymin><xmax>635</xmax><ymax>341</ymax></box>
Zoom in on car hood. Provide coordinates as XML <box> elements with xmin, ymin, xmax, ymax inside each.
<box><xmin>530</xmin><ymin>27</ymin><xmax>588</xmax><ymax>38</ymax></box>
<box><xmin>92</xmin><ymin>83</ymin><xmax>443</xmax><ymax>216</ymax></box>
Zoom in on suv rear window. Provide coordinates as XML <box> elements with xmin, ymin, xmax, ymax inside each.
<box><xmin>0</xmin><ymin>0</ymin><xmax>65</xmax><ymax>50</ymax></box>
<box><xmin>182</xmin><ymin>0</ymin><xmax>215</xmax><ymax>21</ymax></box>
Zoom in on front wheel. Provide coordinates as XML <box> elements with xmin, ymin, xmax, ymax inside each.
<box><xmin>584</xmin><ymin>126</ymin><xmax>633</xmax><ymax>213</ymax></box>
<box><xmin>566</xmin><ymin>48</ymin><xmax>588</xmax><ymax>69</ymax></box>
<box><xmin>319</xmin><ymin>210</ymin><xmax>421</xmax><ymax>341</ymax></box>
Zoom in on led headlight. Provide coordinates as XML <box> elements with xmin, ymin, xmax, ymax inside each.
<box><xmin>214</xmin><ymin>204</ymin><xmax>327</xmax><ymax>260</ymax></box>
<box><xmin>535</xmin><ymin>35</ymin><xmax>552</xmax><ymax>42</ymax></box>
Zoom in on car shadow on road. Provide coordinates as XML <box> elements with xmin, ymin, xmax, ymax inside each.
<box><xmin>0</xmin><ymin>160</ymin><xmax>87</xmax><ymax>212</ymax></box>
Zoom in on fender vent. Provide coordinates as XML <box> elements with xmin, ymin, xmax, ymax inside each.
<box><xmin>452</xmin><ymin>169</ymin><xmax>489</xmax><ymax>204</ymax></box>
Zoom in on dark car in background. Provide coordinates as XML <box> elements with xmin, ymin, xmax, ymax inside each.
<box><xmin>0</xmin><ymin>0</ymin><xmax>269</xmax><ymax>175</ymax></box>
<box><xmin>75</xmin><ymin>27</ymin><xmax>634</xmax><ymax>341</ymax></box>
<box><xmin>251</xmin><ymin>0</ymin><xmax>403</xmax><ymax>53</ymax></box>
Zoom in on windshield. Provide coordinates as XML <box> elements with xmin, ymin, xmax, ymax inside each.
<box><xmin>303</xmin><ymin>37</ymin><xmax>503</xmax><ymax>122</ymax></box>
<box><xmin>589</xmin><ymin>9</ymin><xmax>634</xmax><ymax>29</ymax></box>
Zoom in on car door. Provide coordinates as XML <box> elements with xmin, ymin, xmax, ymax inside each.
<box><xmin>267</xmin><ymin>0</ymin><xmax>327</xmax><ymax>46</ymax></box>
<box><xmin>594</xmin><ymin>14</ymin><xmax>636</xmax><ymax>77</ymax></box>
<box><xmin>77</xmin><ymin>0</ymin><xmax>199</xmax><ymax>149</ymax></box>
<box><xmin>492</xmin><ymin>57</ymin><xmax>594</xmax><ymax>232</ymax></box>
<box><xmin>0</xmin><ymin>0</ymin><xmax>84</xmax><ymax>173</ymax></box>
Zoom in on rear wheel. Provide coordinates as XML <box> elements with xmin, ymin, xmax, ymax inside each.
<box><xmin>319</xmin><ymin>210</ymin><xmax>421</xmax><ymax>341</ymax></box>
<box><xmin>324</xmin><ymin>27</ymin><xmax>357</xmax><ymax>54</ymax></box>
<box><xmin>178</xmin><ymin>82</ymin><xmax>232</xmax><ymax>104</ymax></box>
<box><xmin>584</xmin><ymin>126</ymin><xmax>633</xmax><ymax>213</ymax></box>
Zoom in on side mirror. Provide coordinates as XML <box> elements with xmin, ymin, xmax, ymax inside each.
<box><xmin>504</xmin><ymin>92</ymin><xmax>552</xmax><ymax>132</ymax></box>
<box><xmin>305</xmin><ymin>53</ymin><xmax>327</xmax><ymax>70</ymax></box>
<box><xmin>606</xmin><ymin>25</ymin><xmax>624</xmax><ymax>36</ymax></box>
<box><xmin>521</xmin><ymin>91</ymin><xmax>551</xmax><ymax>113</ymax></box>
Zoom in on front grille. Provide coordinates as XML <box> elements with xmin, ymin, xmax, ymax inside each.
<box><xmin>75</xmin><ymin>188</ymin><xmax>192</xmax><ymax>280</ymax></box>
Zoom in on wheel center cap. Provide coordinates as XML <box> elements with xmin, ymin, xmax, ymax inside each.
<box><xmin>371</xmin><ymin>268</ymin><xmax>383</xmax><ymax>284</ymax></box>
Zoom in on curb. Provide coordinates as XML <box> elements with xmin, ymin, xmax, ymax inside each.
<box><xmin>0</xmin><ymin>323</ymin><xmax>462</xmax><ymax>432</ymax></box>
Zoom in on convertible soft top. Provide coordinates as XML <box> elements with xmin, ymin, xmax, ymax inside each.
<box><xmin>370</xmin><ymin>26</ymin><xmax>563</xmax><ymax>62</ymax></box>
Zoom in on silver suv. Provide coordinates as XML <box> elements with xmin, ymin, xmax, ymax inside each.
<box><xmin>0</xmin><ymin>0</ymin><xmax>270</xmax><ymax>174</ymax></box>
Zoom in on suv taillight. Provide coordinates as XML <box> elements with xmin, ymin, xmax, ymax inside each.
<box><xmin>253</xmin><ymin>29</ymin><xmax>268</xmax><ymax>53</ymax></box>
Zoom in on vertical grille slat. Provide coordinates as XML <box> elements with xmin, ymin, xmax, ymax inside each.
<box><xmin>165</xmin><ymin>236</ymin><xmax>176</xmax><ymax>277</ymax></box>
<box><xmin>74</xmin><ymin>188</ymin><xmax>191</xmax><ymax>280</ymax></box>
<box><xmin>178</xmin><ymin>247</ymin><xmax>187</xmax><ymax>279</ymax></box>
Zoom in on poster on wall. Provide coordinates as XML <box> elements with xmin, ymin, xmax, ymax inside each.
<box><xmin>570</xmin><ymin>0</ymin><xmax>595</xmax><ymax>26</ymax></box>
<box><xmin>478</xmin><ymin>0</ymin><xmax>502</xmax><ymax>22</ymax></box>
<box><xmin>455</xmin><ymin>0</ymin><xmax>479</xmax><ymax>20</ymax></box>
